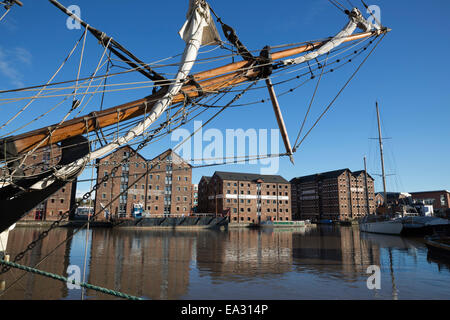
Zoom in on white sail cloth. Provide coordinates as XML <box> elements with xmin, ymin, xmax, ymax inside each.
<box><xmin>29</xmin><ymin>0</ymin><xmax>218</xmax><ymax>190</ymax></box>
<box><xmin>282</xmin><ymin>8</ymin><xmax>379</xmax><ymax>66</ymax></box>
<box><xmin>179</xmin><ymin>0</ymin><xmax>221</xmax><ymax>46</ymax></box>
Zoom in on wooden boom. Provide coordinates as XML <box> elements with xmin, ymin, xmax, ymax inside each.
<box><xmin>8</xmin><ymin>30</ymin><xmax>380</xmax><ymax>155</ymax></box>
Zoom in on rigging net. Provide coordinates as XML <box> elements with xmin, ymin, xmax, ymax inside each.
<box><xmin>0</xmin><ymin>1</ymin><xmax>389</xmax><ymax>297</ymax></box>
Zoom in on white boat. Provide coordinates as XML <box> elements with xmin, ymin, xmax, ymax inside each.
<box><xmin>359</xmin><ymin>103</ymin><xmax>403</xmax><ymax>236</ymax></box>
<box><xmin>359</xmin><ymin>215</ymin><xmax>403</xmax><ymax>235</ymax></box>
<box><xmin>398</xmin><ymin>216</ymin><xmax>450</xmax><ymax>235</ymax></box>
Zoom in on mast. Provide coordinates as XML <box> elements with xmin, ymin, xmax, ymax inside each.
<box><xmin>376</xmin><ymin>101</ymin><xmax>388</xmax><ymax>209</ymax></box>
<box><xmin>364</xmin><ymin>156</ymin><xmax>371</xmax><ymax>215</ymax></box>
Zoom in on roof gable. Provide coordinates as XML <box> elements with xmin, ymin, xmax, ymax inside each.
<box><xmin>213</xmin><ymin>171</ymin><xmax>289</xmax><ymax>184</ymax></box>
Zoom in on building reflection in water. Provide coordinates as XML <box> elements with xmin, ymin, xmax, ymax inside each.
<box><xmin>196</xmin><ymin>229</ymin><xmax>294</xmax><ymax>280</ymax></box>
<box><xmin>1</xmin><ymin>225</ymin><xmax>449</xmax><ymax>300</ymax></box>
<box><xmin>0</xmin><ymin>227</ymin><xmax>73</xmax><ymax>300</ymax></box>
<box><xmin>291</xmin><ymin>226</ymin><xmax>381</xmax><ymax>281</ymax></box>
<box><xmin>87</xmin><ymin>229</ymin><xmax>194</xmax><ymax>300</ymax></box>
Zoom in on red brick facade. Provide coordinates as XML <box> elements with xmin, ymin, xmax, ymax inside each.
<box><xmin>291</xmin><ymin>169</ymin><xmax>376</xmax><ymax>222</ymax></box>
<box><xmin>20</xmin><ymin>146</ymin><xmax>77</xmax><ymax>222</ymax></box>
<box><xmin>93</xmin><ymin>147</ymin><xmax>192</xmax><ymax>220</ymax></box>
<box><xmin>198</xmin><ymin>172</ymin><xmax>292</xmax><ymax>223</ymax></box>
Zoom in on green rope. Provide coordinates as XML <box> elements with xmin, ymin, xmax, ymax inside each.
<box><xmin>0</xmin><ymin>259</ymin><xmax>143</xmax><ymax>300</ymax></box>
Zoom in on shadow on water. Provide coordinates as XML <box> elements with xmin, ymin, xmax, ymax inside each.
<box><xmin>1</xmin><ymin>225</ymin><xmax>449</xmax><ymax>300</ymax></box>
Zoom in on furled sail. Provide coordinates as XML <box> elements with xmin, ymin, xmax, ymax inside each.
<box><xmin>282</xmin><ymin>8</ymin><xmax>379</xmax><ymax>66</ymax></box>
<box><xmin>179</xmin><ymin>0</ymin><xmax>221</xmax><ymax>45</ymax></box>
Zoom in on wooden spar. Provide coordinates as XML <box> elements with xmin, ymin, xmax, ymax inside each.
<box><xmin>265</xmin><ymin>78</ymin><xmax>294</xmax><ymax>165</ymax></box>
<box><xmin>192</xmin><ymin>30</ymin><xmax>375</xmax><ymax>82</ymax></box>
<box><xmin>8</xmin><ymin>29</ymin><xmax>383</xmax><ymax>155</ymax></box>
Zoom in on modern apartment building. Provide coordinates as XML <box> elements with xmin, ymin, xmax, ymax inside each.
<box><xmin>93</xmin><ymin>147</ymin><xmax>192</xmax><ymax>220</ymax></box>
<box><xmin>197</xmin><ymin>171</ymin><xmax>291</xmax><ymax>223</ymax></box>
<box><xmin>291</xmin><ymin>169</ymin><xmax>376</xmax><ymax>222</ymax></box>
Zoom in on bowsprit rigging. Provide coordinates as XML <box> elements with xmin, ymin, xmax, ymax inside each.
<box><xmin>0</xmin><ymin>0</ymin><xmax>389</xmax><ymax>269</ymax></box>
<box><xmin>0</xmin><ymin>0</ymin><xmax>22</xmax><ymax>22</ymax></box>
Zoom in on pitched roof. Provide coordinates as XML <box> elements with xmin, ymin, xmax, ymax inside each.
<box><xmin>410</xmin><ymin>190</ymin><xmax>450</xmax><ymax>195</ymax></box>
<box><xmin>199</xmin><ymin>176</ymin><xmax>211</xmax><ymax>184</ymax></box>
<box><xmin>213</xmin><ymin>171</ymin><xmax>289</xmax><ymax>184</ymax></box>
<box><xmin>291</xmin><ymin>168</ymin><xmax>375</xmax><ymax>183</ymax></box>
<box><xmin>291</xmin><ymin>169</ymin><xmax>350</xmax><ymax>183</ymax></box>
<box><xmin>96</xmin><ymin>145</ymin><xmax>147</xmax><ymax>163</ymax></box>
<box><xmin>352</xmin><ymin>170</ymin><xmax>375</xmax><ymax>180</ymax></box>
<box><xmin>148</xmin><ymin>149</ymin><xmax>192</xmax><ymax>168</ymax></box>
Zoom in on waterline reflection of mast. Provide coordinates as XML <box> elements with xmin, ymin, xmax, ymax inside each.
<box><xmin>388</xmin><ymin>248</ymin><xmax>398</xmax><ymax>300</ymax></box>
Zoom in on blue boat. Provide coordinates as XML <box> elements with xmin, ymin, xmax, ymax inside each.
<box><xmin>132</xmin><ymin>204</ymin><xmax>144</xmax><ymax>219</ymax></box>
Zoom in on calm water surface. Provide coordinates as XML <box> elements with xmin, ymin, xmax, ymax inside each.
<box><xmin>1</xmin><ymin>225</ymin><xmax>449</xmax><ymax>300</ymax></box>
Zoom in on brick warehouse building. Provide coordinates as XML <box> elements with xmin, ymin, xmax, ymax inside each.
<box><xmin>191</xmin><ymin>184</ymin><xmax>199</xmax><ymax>212</ymax></box>
<box><xmin>197</xmin><ymin>176</ymin><xmax>211</xmax><ymax>213</ymax></box>
<box><xmin>291</xmin><ymin>169</ymin><xmax>376</xmax><ymax>222</ymax></box>
<box><xmin>20</xmin><ymin>145</ymin><xmax>77</xmax><ymax>222</ymax></box>
<box><xmin>93</xmin><ymin>147</ymin><xmax>192</xmax><ymax>220</ymax></box>
<box><xmin>197</xmin><ymin>171</ymin><xmax>291</xmax><ymax>223</ymax></box>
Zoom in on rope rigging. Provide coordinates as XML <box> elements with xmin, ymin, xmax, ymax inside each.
<box><xmin>0</xmin><ymin>0</ymin><xmax>22</xmax><ymax>22</ymax></box>
<box><xmin>0</xmin><ymin>0</ymin><xmax>390</xmax><ymax>299</ymax></box>
<box><xmin>0</xmin><ymin>259</ymin><xmax>143</xmax><ymax>300</ymax></box>
<box><xmin>0</xmin><ymin>34</ymin><xmax>378</xmax><ymax>176</ymax></box>
<box><xmin>0</xmin><ymin>33</ymin><xmax>385</xmax><ymax>275</ymax></box>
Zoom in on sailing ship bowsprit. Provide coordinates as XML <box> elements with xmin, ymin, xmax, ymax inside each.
<box><xmin>0</xmin><ymin>0</ymin><xmax>390</xmax><ymax>233</ymax></box>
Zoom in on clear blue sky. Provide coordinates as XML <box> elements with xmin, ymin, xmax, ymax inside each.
<box><xmin>1</xmin><ymin>0</ymin><xmax>449</xmax><ymax>195</ymax></box>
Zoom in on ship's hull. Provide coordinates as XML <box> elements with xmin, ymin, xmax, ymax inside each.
<box><xmin>0</xmin><ymin>224</ymin><xmax>15</xmax><ymax>258</ymax></box>
<box><xmin>400</xmin><ymin>216</ymin><xmax>450</xmax><ymax>236</ymax></box>
<box><xmin>0</xmin><ymin>135</ymin><xmax>89</xmax><ymax>234</ymax></box>
<box><xmin>425</xmin><ymin>236</ymin><xmax>450</xmax><ymax>256</ymax></box>
<box><xmin>359</xmin><ymin>220</ymin><xmax>403</xmax><ymax>235</ymax></box>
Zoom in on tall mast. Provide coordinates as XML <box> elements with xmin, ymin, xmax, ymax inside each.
<box><xmin>363</xmin><ymin>156</ymin><xmax>371</xmax><ymax>215</ymax></box>
<box><xmin>376</xmin><ymin>101</ymin><xmax>388</xmax><ymax>208</ymax></box>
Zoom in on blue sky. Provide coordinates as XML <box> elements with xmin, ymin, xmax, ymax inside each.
<box><xmin>1</xmin><ymin>0</ymin><xmax>449</xmax><ymax>195</ymax></box>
